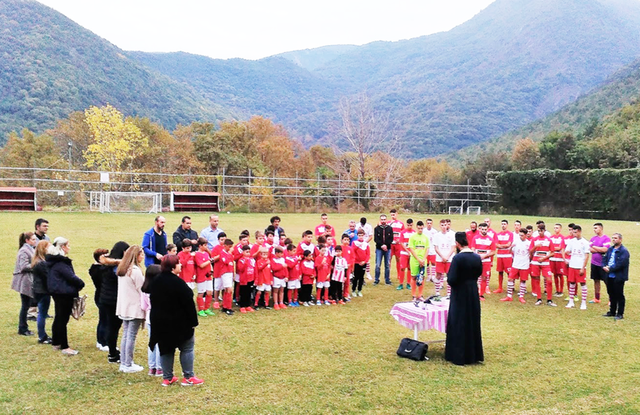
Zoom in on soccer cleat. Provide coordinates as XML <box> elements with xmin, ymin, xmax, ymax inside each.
<box><xmin>222</xmin><ymin>309</ymin><xmax>234</xmax><ymax>316</ymax></box>
<box><xmin>500</xmin><ymin>297</ymin><xmax>513</xmax><ymax>302</ymax></box>
<box><xmin>554</xmin><ymin>292</ymin><xmax>564</xmax><ymax>297</ymax></box>
<box><xmin>580</xmin><ymin>302</ymin><xmax>587</xmax><ymax>310</ymax></box>
<box><xmin>535</xmin><ymin>299</ymin><xmax>543</xmax><ymax>306</ymax></box>
<box><xmin>397</xmin><ymin>284</ymin><xmax>404</xmax><ymax>290</ymax></box>
<box><xmin>162</xmin><ymin>376</ymin><xmax>179</xmax><ymax>387</ymax></box>
<box><xmin>588</xmin><ymin>299</ymin><xmax>601</xmax><ymax>304</ymax></box>
<box><xmin>479</xmin><ymin>295</ymin><xmax>485</xmax><ymax>301</ymax></box>
<box><xmin>197</xmin><ymin>310</ymin><xmax>207</xmax><ymax>317</ymax></box>
<box><xmin>566</xmin><ymin>301</ymin><xmax>575</xmax><ymax>309</ymax></box>
<box><xmin>317</xmin><ymin>300</ymin><xmax>322</xmax><ymax>305</ymax></box>
<box><xmin>406</xmin><ymin>283</ymin><xmax>411</xmax><ymax>289</ymax></box>
<box><xmin>493</xmin><ymin>288</ymin><xmax>503</xmax><ymax>294</ymax></box>
<box><xmin>181</xmin><ymin>376</ymin><xmax>204</xmax><ymax>386</ymax></box>
<box><xmin>339</xmin><ymin>300</ymin><xmax>346</xmax><ymax>305</ymax></box>
<box><xmin>324</xmin><ymin>300</ymin><xmax>331</xmax><ymax>305</ymax></box>
<box><xmin>518</xmin><ymin>297</ymin><xmax>526</xmax><ymax>304</ymax></box>
<box><xmin>240</xmin><ymin>307</ymin><xmax>247</xmax><ymax>314</ymax></box>
<box><xmin>274</xmin><ymin>304</ymin><xmax>280</xmax><ymax>310</ymax></box>
<box><xmin>288</xmin><ymin>302</ymin><xmax>295</xmax><ymax>307</ymax></box>
<box><xmin>547</xmin><ymin>300</ymin><xmax>557</xmax><ymax>307</ymax></box>
<box><xmin>204</xmin><ymin>309</ymin><xmax>215</xmax><ymax>316</ymax></box>
<box><xmin>213</xmin><ymin>302</ymin><xmax>220</xmax><ymax>309</ymax></box>
<box><xmin>280</xmin><ymin>303</ymin><xmax>287</xmax><ymax>309</ymax></box>
<box><xmin>294</xmin><ymin>301</ymin><xmax>300</xmax><ymax>307</ymax></box>
<box><xmin>247</xmin><ymin>307</ymin><xmax>255</xmax><ymax>312</ymax></box>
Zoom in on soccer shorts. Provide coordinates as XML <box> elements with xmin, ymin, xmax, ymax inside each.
<box><xmin>549</xmin><ymin>260</ymin><xmax>565</xmax><ymax>276</ymax></box>
<box><xmin>567</xmin><ymin>267</ymin><xmax>586</xmax><ymax>284</ymax></box>
<box><xmin>400</xmin><ymin>254</ymin><xmax>410</xmax><ymax>269</ymax></box>
<box><xmin>590</xmin><ymin>264</ymin><xmax>607</xmax><ymax>281</ymax></box>
<box><xmin>214</xmin><ymin>277</ymin><xmax>223</xmax><ymax>291</ymax></box>
<box><xmin>509</xmin><ymin>268</ymin><xmax>529</xmax><ymax>281</ymax></box>
<box><xmin>186</xmin><ymin>282</ymin><xmax>196</xmax><ymax>289</ymax></box>
<box><xmin>436</xmin><ymin>261</ymin><xmax>451</xmax><ymax>274</ymax></box>
<box><xmin>287</xmin><ymin>280</ymin><xmax>301</xmax><ymax>290</ymax></box>
<box><xmin>530</xmin><ymin>263</ymin><xmax>552</xmax><ymax>279</ymax></box>
<box><xmin>273</xmin><ymin>277</ymin><xmax>287</xmax><ymax>289</ymax></box>
<box><xmin>427</xmin><ymin>255</ymin><xmax>436</xmax><ymax>266</ymax></box>
<box><xmin>197</xmin><ymin>280</ymin><xmax>213</xmax><ymax>293</ymax></box>
<box><xmin>391</xmin><ymin>244</ymin><xmax>403</xmax><ymax>257</ymax></box>
<box><xmin>221</xmin><ymin>272</ymin><xmax>233</xmax><ymax>289</ymax></box>
<box><xmin>409</xmin><ymin>261</ymin><xmax>423</xmax><ymax>278</ymax></box>
<box><xmin>480</xmin><ymin>262</ymin><xmax>492</xmax><ymax>278</ymax></box>
<box><xmin>256</xmin><ymin>284</ymin><xmax>272</xmax><ymax>292</ymax></box>
<box><xmin>496</xmin><ymin>257</ymin><xmax>513</xmax><ymax>273</ymax></box>
<box><xmin>316</xmin><ymin>281</ymin><xmax>330</xmax><ymax>289</ymax></box>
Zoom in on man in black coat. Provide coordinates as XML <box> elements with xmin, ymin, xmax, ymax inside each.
<box><xmin>445</xmin><ymin>232</ymin><xmax>484</xmax><ymax>366</ymax></box>
<box><xmin>602</xmin><ymin>233</ymin><xmax>630</xmax><ymax>320</ymax></box>
<box><xmin>374</xmin><ymin>214</ymin><xmax>394</xmax><ymax>285</ymax></box>
<box><xmin>173</xmin><ymin>216</ymin><xmax>198</xmax><ymax>250</ymax></box>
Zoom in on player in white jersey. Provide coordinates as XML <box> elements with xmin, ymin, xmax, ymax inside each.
<box><xmin>501</xmin><ymin>229</ymin><xmax>530</xmax><ymax>303</ymax></box>
<box><xmin>424</xmin><ymin>218</ymin><xmax>438</xmax><ymax>283</ymax></box>
<box><xmin>563</xmin><ymin>225</ymin><xmax>591</xmax><ymax>310</ymax></box>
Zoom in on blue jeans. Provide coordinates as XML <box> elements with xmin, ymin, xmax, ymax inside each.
<box><xmin>147</xmin><ymin>323</ymin><xmax>161</xmax><ymax>370</ymax></box>
<box><xmin>160</xmin><ymin>335</ymin><xmax>195</xmax><ymax>380</ymax></box>
<box><xmin>35</xmin><ymin>294</ymin><xmax>51</xmax><ymax>340</ymax></box>
<box><xmin>375</xmin><ymin>248</ymin><xmax>391</xmax><ymax>284</ymax></box>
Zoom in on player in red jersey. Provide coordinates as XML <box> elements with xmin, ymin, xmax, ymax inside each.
<box><xmin>210</xmin><ymin>232</ymin><xmax>227</xmax><ymax>310</ymax></box>
<box><xmin>484</xmin><ymin>217</ymin><xmax>496</xmax><ymax>240</ymax></box>
<box><xmin>494</xmin><ymin>220</ymin><xmax>514</xmax><ymax>294</ymax></box>
<box><xmin>217</xmin><ymin>239</ymin><xmax>235</xmax><ymax>315</ymax></box>
<box><xmin>466</xmin><ymin>221</ymin><xmax>479</xmax><ymax>250</ymax></box>
<box><xmin>529</xmin><ymin>224</ymin><xmax>556</xmax><ymax>306</ymax></box>
<box><xmin>178</xmin><ymin>239</ymin><xmax>196</xmax><ymax>289</ymax></box>
<box><xmin>297</xmin><ymin>230</ymin><xmax>320</xmax><ymax>259</ymax></box>
<box><xmin>314</xmin><ymin>213</ymin><xmax>335</xmax><ymax>241</ymax></box>
<box><xmin>340</xmin><ymin>234</ymin><xmax>355</xmax><ymax>300</ymax></box>
<box><xmin>472</xmin><ymin>223</ymin><xmax>496</xmax><ymax>299</ymax></box>
<box><xmin>388</xmin><ymin>209</ymin><xmax>405</xmax><ymax>287</ymax></box>
<box><xmin>549</xmin><ymin>223</ymin><xmax>566</xmax><ymax>297</ymax></box>
<box><xmin>397</xmin><ymin>218</ymin><xmax>415</xmax><ymax>290</ymax></box>
<box><xmin>236</xmin><ymin>246</ymin><xmax>256</xmax><ymax>313</ymax></box>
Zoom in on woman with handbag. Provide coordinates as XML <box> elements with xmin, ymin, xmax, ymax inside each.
<box><xmin>12</xmin><ymin>232</ymin><xmax>38</xmax><ymax>336</ymax></box>
<box><xmin>115</xmin><ymin>245</ymin><xmax>146</xmax><ymax>373</ymax></box>
<box><xmin>46</xmin><ymin>237</ymin><xmax>85</xmax><ymax>356</ymax></box>
<box><xmin>32</xmin><ymin>240</ymin><xmax>52</xmax><ymax>344</ymax></box>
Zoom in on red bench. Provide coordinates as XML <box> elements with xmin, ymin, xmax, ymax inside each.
<box><xmin>0</xmin><ymin>187</ymin><xmax>37</xmax><ymax>211</ymax></box>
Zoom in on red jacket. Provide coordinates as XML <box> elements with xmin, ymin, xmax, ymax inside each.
<box><xmin>300</xmin><ymin>259</ymin><xmax>316</xmax><ymax>285</ymax></box>
<box><xmin>285</xmin><ymin>256</ymin><xmax>300</xmax><ymax>281</ymax></box>
<box><xmin>218</xmin><ymin>249</ymin><xmax>234</xmax><ymax>276</ymax></box>
<box><xmin>271</xmin><ymin>257</ymin><xmax>288</xmax><ymax>279</ymax></box>
<box><xmin>353</xmin><ymin>241</ymin><xmax>370</xmax><ymax>265</ymax></box>
<box><xmin>178</xmin><ymin>251</ymin><xmax>195</xmax><ymax>284</ymax></box>
<box><xmin>194</xmin><ymin>251</ymin><xmax>212</xmax><ymax>283</ymax></box>
<box><xmin>315</xmin><ymin>255</ymin><xmax>331</xmax><ymax>283</ymax></box>
<box><xmin>341</xmin><ymin>244</ymin><xmax>355</xmax><ymax>266</ymax></box>
<box><xmin>236</xmin><ymin>257</ymin><xmax>255</xmax><ymax>285</ymax></box>
<box><xmin>255</xmin><ymin>258</ymin><xmax>273</xmax><ymax>286</ymax></box>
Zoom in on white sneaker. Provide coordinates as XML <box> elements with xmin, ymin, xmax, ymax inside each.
<box><xmin>366</xmin><ymin>273</ymin><xmax>373</xmax><ymax>280</ymax></box>
<box><xmin>96</xmin><ymin>343</ymin><xmax>109</xmax><ymax>352</ymax></box>
<box><xmin>358</xmin><ymin>291</ymin><xmax>363</xmax><ymax>297</ymax></box>
<box><xmin>580</xmin><ymin>302</ymin><xmax>587</xmax><ymax>310</ymax></box>
<box><xmin>316</xmin><ymin>300</ymin><xmax>322</xmax><ymax>306</ymax></box>
<box><xmin>566</xmin><ymin>301</ymin><xmax>575</xmax><ymax>309</ymax></box>
<box><xmin>303</xmin><ymin>302</ymin><xmax>309</xmax><ymax>307</ymax></box>
<box><xmin>120</xmin><ymin>363</ymin><xmax>144</xmax><ymax>373</ymax></box>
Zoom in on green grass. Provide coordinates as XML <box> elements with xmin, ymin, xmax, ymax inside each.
<box><xmin>1</xmin><ymin>212</ymin><xmax>639</xmax><ymax>414</ymax></box>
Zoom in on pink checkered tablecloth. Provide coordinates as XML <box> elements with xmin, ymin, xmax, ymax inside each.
<box><xmin>389</xmin><ymin>300</ymin><xmax>449</xmax><ymax>334</ymax></box>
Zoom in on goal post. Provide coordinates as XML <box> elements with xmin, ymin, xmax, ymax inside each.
<box><xmin>467</xmin><ymin>206</ymin><xmax>481</xmax><ymax>215</ymax></box>
<box><xmin>90</xmin><ymin>191</ymin><xmax>162</xmax><ymax>213</ymax></box>
<box><xmin>448</xmin><ymin>206</ymin><xmax>463</xmax><ymax>215</ymax></box>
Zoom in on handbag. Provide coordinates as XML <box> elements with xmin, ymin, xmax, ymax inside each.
<box><xmin>396</xmin><ymin>338</ymin><xmax>428</xmax><ymax>361</ymax></box>
<box><xmin>71</xmin><ymin>294</ymin><xmax>87</xmax><ymax>320</ymax></box>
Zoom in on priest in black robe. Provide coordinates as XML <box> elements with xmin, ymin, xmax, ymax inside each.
<box><xmin>445</xmin><ymin>232</ymin><xmax>484</xmax><ymax>365</ymax></box>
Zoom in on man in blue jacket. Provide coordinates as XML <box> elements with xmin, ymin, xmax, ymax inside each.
<box><xmin>602</xmin><ymin>233</ymin><xmax>630</xmax><ymax>320</ymax></box>
<box><xmin>143</xmin><ymin>216</ymin><xmax>168</xmax><ymax>267</ymax></box>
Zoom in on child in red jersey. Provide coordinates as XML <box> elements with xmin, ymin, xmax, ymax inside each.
<box><xmin>177</xmin><ymin>239</ymin><xmax>196</xmax><ymax>289</ymax></box>
<box><xmin>194</xmin><ymin>237</ymin><xmax>214</xmax><ymax>317</ymax></box>
<box><xmin>271</xmin><ymin>246</ymin><xmax>289</xmax><ymax>310</ymax></box>
<box><xmin>210</xmin><ymin>232</ymin><xmax>227</xmax><ymax>310</ymax></box>
<box><xmin>297</xmin><ymin>230</ymin><xmax>319</xmax><ymax>258</ymax></box>
<box><xmin>285</xmin><ymin>244</ymin><xmax>301</xmax><ymax>307</ymax></box>
<box><xmin>254</xmin><ymin>247</ymin><xmax>273</xmax><ymax>309</ymax></box>
<box><xmin>299</xmin><ymin>250</ymin><xmax>316</xmax><ymax>306</ymax></box>
<box><xmin>265</xmin><ymin>230</ymin><xmax>276</xmax><ymax>256</ymax></box>
<box><xmin>315</xmin><ymin>244</ymin><xmax>331</xmax><ymax>305</ymax></box>
<box><xmin>218</xmin><ymin>239</ymin><xmax>236</xmax><ymax>315</ymax></box>
<box><xmin>251</xmin><ymin>231</ymin><xmax>266</xmax><ymax>259</ymax></box>
<box><xmin>352</xmin><ymin>229</ymin><xmax>370</xmax><ymax>297</ymax></box>
<box><xmin>236</xmin><ymin>245</ymin><xmax>256</xmax><ymax>314</ymax></box>
<box><xmin>279</xmin><ymin>234</ymin><xmax>287</xmax><ymax>248</ymax></box>
<box><xmin>340</xmin><ymin>234</ymin><xmax>355</xmax><ymax>301</ymax></box>
<box><xmin>233</xmin><ymin>232</ymin><xmax>250</xmax><ymax>302</ymax></box>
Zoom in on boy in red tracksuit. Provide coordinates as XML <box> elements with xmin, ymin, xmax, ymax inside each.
<box><xmin>178</xmin><ymin>239</ymin><xmax>196</xmax><ymax>289</ymax></box>
<box><xmin>218</xmin><ymin>239</ymin><xmax>236</xmax><ymax>315</ymax></box>
<box><xmin>271</xmin><ymin>247</ymin><xmax>289</xmax><ymax>310</ymax></box>
<box><xmin>236</xmin><ymin>246</ymin><xmax>256</xmax><ymax>313</ymax></box>
<box><xmin>210</xmin><ymin>232</ymin><xmax>227</xmax><ymax>310</ymax></box>
<box><xmin>194</xmin><ymin>237</ymin><xmax>214</xmax><ymax>317</ymax></box>
<box><xmin>251</xmin><ymin>231</ymin><xmax>266</xmax><ymax>259</ymax></box>
<box><xmin>300</xmin><ymin>250</ymin><xmax>316</xmax><ymax>306</ymax></box>
<box><xmin>285</xmin><ymin>244</ymin><xmax>301</xmax><ymax>307</ymax></box>
<box><xmin>315</xmin><ymin>244</ymin><xmax>331</xmax><ymax>305</ymax></box>
<box><xmin>297</xmin><ymin>230</ymin><xmax>320</xmax><ymax>259</ymax></box>
<box><xmin>352</xmin><ymin>229</ymin><xmax>370</xmax><ymax>297</ymax></box>
<box><xmin>233</xmin><ymin>233</ymin><xmax>250</xmax><ymax>302</ymax></box>
<box><xmin>340</xmin><ymin>234</ymin><xmax>355</xmax><ymax>300</ymax></box>
<box><xmin>254</xmin><ymin>247</ymin><xmax>273</xmax><ymax>309</ymax></box>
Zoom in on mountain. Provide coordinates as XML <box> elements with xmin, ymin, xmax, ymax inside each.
<box><xmin>450</xmin><ymin>57</ymin><xmax>640</xmax><ymax>162</ymax></box>
<box><xmin>275</xmin><ymin>45</ymin><xmax>358</xmax><ymax>71</ymax></box>
<box><xmin>0</xmin><ymin>0</ymin><xmax>228</xmax><ymax>144</ymax></box>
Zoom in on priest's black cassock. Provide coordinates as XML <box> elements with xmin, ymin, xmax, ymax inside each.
<box><xmin>445</xmin><ymin>247</ymin><xmax>484</xmax><ymax>365</ymax></box>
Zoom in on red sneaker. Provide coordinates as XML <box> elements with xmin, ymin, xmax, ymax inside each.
<box><xmin>338</xmin><ymin>300</ymin><xmax>346</xmax><ymax>305</ymax></box>
<box><xmin>247</xmin><ymin>307</ymin><xmax>255</xmax><ymax>312</ymax></box>
<box><xmin>518</xmin><ymin>297</ymin><xmax>526</xmax><ymax>304</ymax></box>
<box><xmin>181</xmin><ymin>376</ymin><xmax>204</xmax><ymax>386</ymax></box>
<box><xmin>162</xmin><ymin>376</ymin><xmax>178</xmax><ymax>387</ymax></box>
<box><xmin>500</xmin><ymin>297</ymin><xmax>513</xmax><ymax>302</ymax></box>
<box><xmin>213</xmin><ymin>302</ymin><xmax>220</xmax><ymax>309</ymax></box>
<box><xmin>240</xmin><ymin>307</ymin><xmax>247</xmax><ymax>314</ymax></box>
<box><xmin>274</xmin><ymin>303</ymin><xmax>280</xmax><ymax>310</ymax></box>
<box><xmin>479</xmin><ymin>296</ymin><xmax>485</xmax><ymax>301</ymax></box>
<box><xmin>279</xmin><ymin>303</ymin><xmax>287</xmax><ymax>309</ymax></box>
<box><xmin>493</xmin><ymin>288</ymin><xmax>503</xmax><ymax>294</ymax></box>
<box><xmin>330</xmin><ymin>300</ymin><xmax>336</xmax><ymax>305</ymax></box>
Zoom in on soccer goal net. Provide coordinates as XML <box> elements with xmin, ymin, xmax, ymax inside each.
<box><xmin>448</xmin><ymin>206</ymin><xmax>463</xmax><ymax>215</ymax></box>
<box><xmin>90</xmin><ymin>191</ymin><xmax>162</xmax><ymax>213</ymax></box>
<box><xmin>467</xmin><ymin>206</ymin><xmax>481</xmax><ymax>215</ymax></box>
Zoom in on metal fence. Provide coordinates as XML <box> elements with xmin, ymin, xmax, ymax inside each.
<box><xmin>0</xmin><ymin>167</ymin><xmax>499</xmax><ymax>213</ymax></box>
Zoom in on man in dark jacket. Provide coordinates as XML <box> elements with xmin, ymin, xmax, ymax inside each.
<box><xmin>173</xmin><ymin>216</ymin><xmax>198</xmax><ymax>250</ymax></box>
<box><xmin>374</xmin><ymin>214</ymin><xmax>394</xmax><ymax>285</ymax></box>
<box><xmin>602</xmin><ymin>233</ymin><xmax>630</xmax><ymax>320</ymax></box>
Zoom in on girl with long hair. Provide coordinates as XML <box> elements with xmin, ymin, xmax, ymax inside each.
<box><xmin>12</xmin><ymin>232</ymin><xmax>38</xmax><ymax>336</ymax></box>
<box><xmin>31</xmin><ymin>240</ymin><xmax>52</xmax><ymax>343</ymax></box>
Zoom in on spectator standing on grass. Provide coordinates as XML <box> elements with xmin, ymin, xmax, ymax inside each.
<box><xmin>589</xmin><ymin>223</ymin><xmax>611</xmax><ymax>304</ymax></box>
<box><xmin>149</xmin><ymin>255</ymin><xmax>204</xmax><ymax>386</ymax></box>
<box><xmin>12</xmin><ymin>232</ymin><xmax>38</xmax><ymax>336</ymax></box>
<box><xmin>31</xmin><ymin>240</ymin><xmax>52</xmax><ymax>344</ymax></box>
<box><xmin>172</xmin><ymin>216</ymin><xmax>198</xmax><ymax>251</ymax></box>
<box><xmin>115</xmin><ymin>245</ymin><xmax>147</xmax><ymax>373</ymax></box>
<box><xmin>99</xmin><ymin>241</ymin><xmax>130</xmax><ymax>364</ymax></box>
<box><xmin>374</xmin><ymin>214</ymin><xmax>394</xmax><ymax>285</ymax></box>
<box><xmin>143</xmin><ymin>216</ymin><xmax>167</xmax><ymax>267</ymax></box>
<box><xmin>29</xmin><ymin>219</ymin><xmax>50</xmax><ymax>320</ymax></box>
<box><xmin>266</xmin><ymin>216</ymin><xmax>285</xmax><ymax>244</ymax></box>
<box><xmin>602</xmin><ymin>233</ymin><xmax>630</xmax><ymax>320</ymax></box>
<box><xmin>201</xmin><ymin>214</ymin><xmax>223</xmax><ymax>251</ymax></box>
<box><xmin>89</xmin><ymin>248</ymin><xmax>110</xmax><ymax>352</ymax></box>
<box><xmin>46</xmin><ymin>237</ymin><xmax>85</xmax><ymax>356</ymax></box>
<box><xmin>141</xmin><ymin>265</ymin><xmax>163</xmax><ymax>377</ymax></box>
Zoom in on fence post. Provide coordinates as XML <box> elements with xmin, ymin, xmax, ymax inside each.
<box><xmin>316</xmin><ymin>172</ymin><xmax>320</xmax><ymax>213</ymax></box>
<box><xmin>248</xmin><ymin>168</ymin><xmax>251</xmax><ymax>213</ymax></box>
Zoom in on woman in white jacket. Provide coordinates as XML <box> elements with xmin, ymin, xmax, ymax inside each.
<box><xmin>115</xmin><ymin>245</ymin><xmax>146</xmax><ymax>373</ymax></box>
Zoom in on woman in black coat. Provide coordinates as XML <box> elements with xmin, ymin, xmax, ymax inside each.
<box><xmin>46</xmin><ymin>237</ymin><xmax>85</xmax><ymax>356</ymax></box>
<box><xmin>149</xmin><ymin>255</ymin><xmax>203</xmax><ymax>386</ymax></box>
<box><xmin>445</xmin><ymin>232</ymin><xmax>484</xmax><ymax>366</ymax></box>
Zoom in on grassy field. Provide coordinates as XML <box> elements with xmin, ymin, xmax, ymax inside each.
<box><xmin>1</xmin><ymin>212</ymin><xmax>638</xmax><ymax>415</ymax></box>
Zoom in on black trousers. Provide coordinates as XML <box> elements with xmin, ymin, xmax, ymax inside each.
<box><xmin>51</xmin><ymin>294</ymin><xmax>74</xmax><ymax>350</ymax></box>
<box><xmin>605</xmin><ymin>277</ymin><xmax>626</xmax><ymax>316</ymax></box>
<box><xmin>330</xmin><ymin>280</ymin><xmax>343</xmax><ymax>301</ymax></box>
<box><xmin>102</xmin><ymin>303</ymin><xmax>123</xmax><ymax>358</ymax></box>
<box><xmin>300</xmin><ymin>284</ymin><xmax>313</xmax><ymax>302</ymax></box>
<box><xmin>18</xmin><ymin>294</ymin><xmax>31</xmax><ymax>334</ymax></box>
<box><xmin>239</xmin><ymin>282</ymin><xmax>254</xmax><ymax>308</ymax></box>
<box><xmin>352</xmin><ymin>264</ymin><xmax>365</xmax><ymax>292</ymax></box>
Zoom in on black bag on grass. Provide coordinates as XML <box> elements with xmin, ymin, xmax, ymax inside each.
<box><xmin>396</xmin><ymin>338</ymin><xmax>428</xmax><ymax>361</ymax></box>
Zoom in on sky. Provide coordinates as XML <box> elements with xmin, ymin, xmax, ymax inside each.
<box><xmin>37</xmin><ymin>0</ymin><xmax>496</xmax><ymax>60</ymax></box>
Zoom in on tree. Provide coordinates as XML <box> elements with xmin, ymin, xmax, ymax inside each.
<box><xmin>0</xmin><ymin>128</ymin><xmax>63</xmax><ymax>168</ymax></box>
<box><xmin>539</xmin><ymin>131</ymin><xmax>576</xmax><ymax>169</ymax></box>
<box><xmin>83</xmin><ymin>105</ymin><xmax>148</xmax><ymax>171</ymax></box>
<box><xmin>511</xmin><ymin>138</ymin><xmax>542</xmax><ymax>170</ymax></box>
<box><xmin>462</xmin><ymin>152</ymin><xmax>511</xmax><ymax>185</ymax></box>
